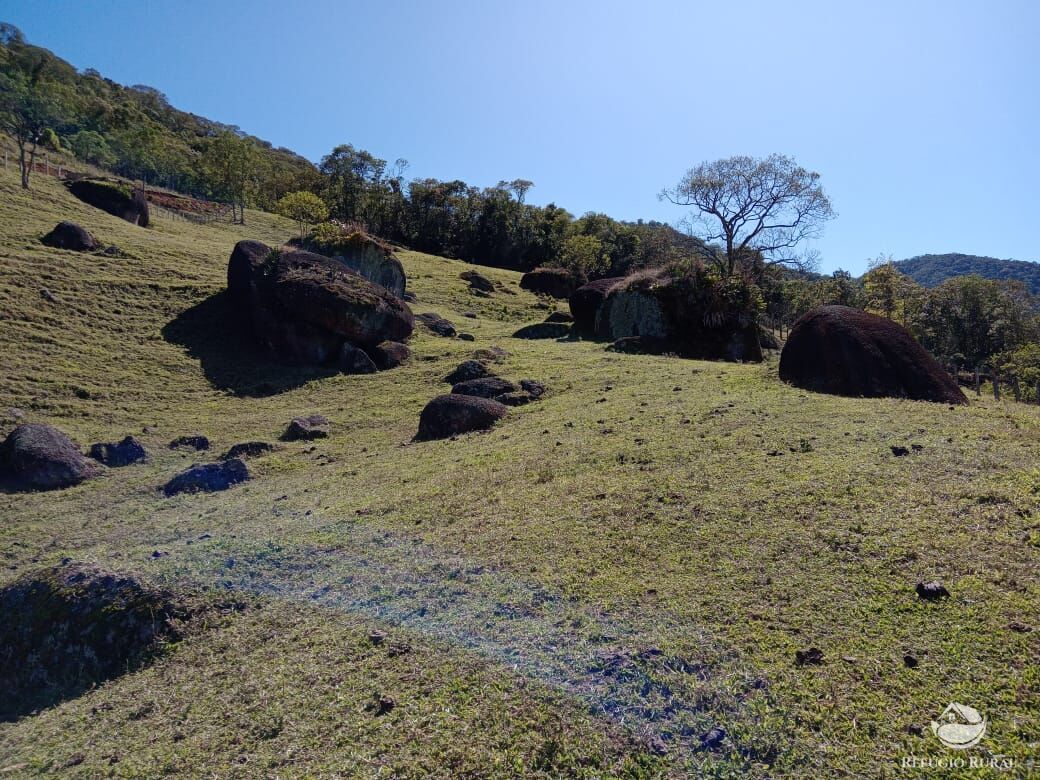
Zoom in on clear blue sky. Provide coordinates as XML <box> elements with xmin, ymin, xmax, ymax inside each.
<box><xmin>4</xmin><ymin>0</ymin><xmax>1038</xmax><ymax>273</ymax></box>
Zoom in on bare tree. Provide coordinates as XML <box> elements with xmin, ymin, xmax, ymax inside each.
<box><xmin>661</xmin><ymin>154</ymin><xmax>835</xmax><ymax>276</ymax></box>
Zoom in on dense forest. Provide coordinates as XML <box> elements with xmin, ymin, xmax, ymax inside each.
<box><xmin>893</xmin><ymin>253</ymin><xmax>1040</xmax><ymax>294</ymax></box>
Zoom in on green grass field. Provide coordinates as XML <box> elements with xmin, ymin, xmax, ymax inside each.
<box><xmin>0</xmin><ymin>167</ymin><xmax>1037</xmax><ymax>778</ymax></box>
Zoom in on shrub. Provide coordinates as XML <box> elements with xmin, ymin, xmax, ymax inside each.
<box><xmin>275</xmin><ymin>191</ymin><xmax>330</xmax><ymax>239</ymax></box>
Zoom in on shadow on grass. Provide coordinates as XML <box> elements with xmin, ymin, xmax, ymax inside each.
<box><xmin>161</xmin><ymin>292</ymin><xmax>338</xmax><ymax>398</ymax></box>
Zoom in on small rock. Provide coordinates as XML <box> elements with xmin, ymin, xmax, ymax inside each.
<box><xmin>163</xmin><ymin>459</ymin><xmax>249</xmax><ymax>496</ymax></box>
<box><xmin>1007</xmin><ymin>621</ymin><xmax>1032</xmax><ymax>633</ymax></box>
<box><xmin>891</xmin><ymin>445</ymin><xmax>910</xmax><ymax>457</ymax></box>
<box><xmin>365</xmin><ymin>694</ymin><xmax>395</xmax><ymax>716</ymax></box>
<box><xmin>339</xmin><ymin>342</ymin><xmax>378</xmax><ymax>375</ymax></box>
<box><xmin>643</xmin><ymin>735</ymin><xmax>668</xmax><ymax>756</ymax></box>
<box><xmin>915</xmin><ymin>581</ymin><xmax>950</xmax><ymax>600</ymax></box>
<box><xmin>494</xmin><ymin>391</ymin><xmax>532</xmax><ymax>407</ymax></box>
<box><xmin>794</xmin><ymin>647</ymin><xmax>824</xmax><ymax>666</ymax></box>
<box><xmin>451</xmin><ymin>377</ymin><xmax>518</xmax><ymax>399</ymax></box>
<box><xmin>544</xmin><ymin>311</ymin><xmax>574</xmax><ymax>324</ymax></box>
<box><xmin>368</xmin><ymin>631</ymin><xmax>386</xmax><ymax>645</ymax></box>
<box><xmin>444</xmin><ymin>360</ymin><xmax>493</xmax><ymax>384</ymax></box>
<box><xmin>169</xmin><ymin>435</ymin><xmax>210</xmax><ymax>452</ymax></box>
<box><xmin>520</xmin><ymin>379</ymin><xmax>547</xmax><ymax>398</ymax></box>
<box><xmin>458</xmin><ymin>332</ymin><xmax>475</xmax><ymax>341</ymax></box>
<box><xmin>283</xmin><ymin>415</ymin><xmax>330</xmax><ymax>441</ymax></box>
<box><xmin>416</xmin><ymin>312</ymin><xmax>457</xmax><ymax>337</ymax></box>
<box><xmin>698</xmin><ymin>726</ymin><xmax>726</xmax><ymax>751</ymax></box>
<box><xmin>221</xmin><ymin>441</ymin><xmax>274</xmax><ymax>460</ymax></box>
<box><xmin>369</xmin><ymin>341</ymin><xmax>411</xmax><ymax>370</ymax></box>
<box><xmin>903</xmin><ymin>654</ymin><xmax>919</xmax><ymax>668</ymax></box>
<box><xmin>40</xmin><ymin>288</ymin><xmax>57</xmax><ymax>303</ymax></box>
<box><xmin>89</xmin><ymin>435</ymin><xmax>148</xmax><ymax>467</ymax></box>
<box><xmin>512</xmin><ymin>322</ymin><xmax>571</xmax><ymax>339</ymax></box>
<box><xmin>460</xmin><ymin>270</ymin><xmax>495</xmax><ymax>292</ymax></box>
<box><xmin>472</xmin><ymin>346</ymin><xmax>509</xmax><ymax>362</ymax></box>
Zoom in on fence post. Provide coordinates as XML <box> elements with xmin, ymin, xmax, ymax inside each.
<box><xmin>974</xmin><ymin>367</ymin><xmax>981</xmax><ymax>396</ymax></box>
<box><xmin>993</xmin><ymin>374</ymin><xmax>1000</xmax><ymax>401</ymax></box>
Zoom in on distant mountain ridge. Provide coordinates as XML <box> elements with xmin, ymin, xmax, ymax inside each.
<box><xmin>893</xmin><ymin>253</ymin><xmax>1040</xmax><ymax>294</ymax></box>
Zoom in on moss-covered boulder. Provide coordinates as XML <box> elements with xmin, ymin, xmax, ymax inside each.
<box><xmin>779</xmin><ymin>305</ymin><xmax>968</xmax><ymax>404</ymax></box>
<box><xmin>227</xmin><ymin>244</ymin><xmax>414</xmax><ymax>365</ymax></box>
<box><xmin>66</xmin><ymin>179</ymin><xmax>149</xmax><ymax>226</ymax></box>
<box><xmin>0</xmin><ymin>563</ymin><xmax>185</xmax><ymax>720</ymax></box>
<box><xmin>596</xmin><ymin>267</ymin><xmax>763</xmax><ymax>362</ymax></box>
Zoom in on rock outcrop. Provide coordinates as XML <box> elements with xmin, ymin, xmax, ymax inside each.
<box><xmin>596</xmin><ymin>268</ymin><xmax>762</xmax><ymax>362</ymax></box>
<box><xmin>66</xmin><ymin>179</ymin><xmax>149</xmax><ymax>226</ymax></box>
<box><xmin>569</xmin><ymin>277</ymin><xmax>624</xmax><ymax>333</ymax></box>
<box><xmin>778</xmin><ymin>305</ymin><xmax>968</xmax><ymax>404</ymax></box>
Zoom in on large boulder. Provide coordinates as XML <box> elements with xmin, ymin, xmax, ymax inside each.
<box><xmin>163</xmin><ymin>459</ymin><xmax>249</xmax><ymax>496</ymax></box>
<box><xmin>227</xmin><ymin>239</ymin><xmax>272</xmax><ymax>311</ymax></box>
<box><xmin>520</xmin><ymin>267</ymin><xmax>586</xmax><ymax>299</ymax></box>
<box><xmin>596</xmin><ymin>268</ymin><xmax>762</xmax><ymax>362</ymax></box>
<box><xmin>569</xmin><ymin>277</ymin><xmax>624</xmax><ymax>333</ymax></box>
<box><xmin>415</xmin><ymin>395</ymin><xmax>508</xmax><ymax>440</ymax></box>
<box><xmin>1</xmin><ymin>424</ymin><xmax>100</xmax><ymax>491</ymax></box>
<box><xmin>66</xmin><ymin>179</ymin><xmax>149</xmax><ymax>226</ymax></box>
<box><xmin>41</xmin><ymin>221</ymin><xmax>97</xmax><ymax>252</ymax></box>
<box><xmin>271</xmin><ymin>251</ymin><xmax>414</xmax><ymax>348</ymax></box>
<box><xmin>778</xmin><ymin>305</ymin><xmax>968</xmax><ymax>404</ymax></box>
<box><xmin>89</xmin><ymin>435</ymin><xmax>147</xmax><ymax>467</ymax></box>
<box><xmin>229</xmin><ymin>246</ymin><xmax>415</xmax><ymax>365</ymax></box>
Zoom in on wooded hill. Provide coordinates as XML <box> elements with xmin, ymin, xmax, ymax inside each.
<box><xmin>894</xmin><ymin>253</ymin><xmax>1040</xmax><ymax>294</ymax></box>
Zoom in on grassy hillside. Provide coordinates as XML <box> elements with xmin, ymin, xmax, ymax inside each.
<box><xmin>895</xmin><ymin>253</ymin><xmax>1040</xmax><ymax>294</ymax></box>
<box><xmin>0</xmin><ymin>169</ymin><xmax>1038</xmax><ymax>777</ymax></box>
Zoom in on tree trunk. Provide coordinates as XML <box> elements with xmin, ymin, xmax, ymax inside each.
<box><xmin>18</xmin><ymin>141</ymin><xmax>29</xmax><ymax>188</ymax></box>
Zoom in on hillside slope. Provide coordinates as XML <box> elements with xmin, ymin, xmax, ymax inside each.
<box><xmin>1</xmin><ymin>171</ymin><xmax>1038</xmax><ymax>777</ymax></box>
<box><xmin>895</xmin><ymin>252</ymin><xmax>1040</xmax><ymax>293</ymax></box>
